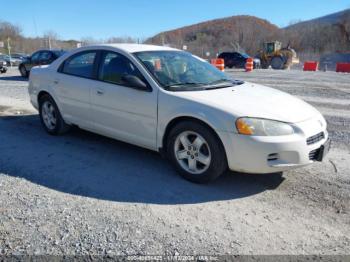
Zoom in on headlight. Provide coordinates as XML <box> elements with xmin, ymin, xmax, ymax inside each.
<box><xmin>235</xmin><ymin>117</ymin><xmax>295</xmax><ymax>136</ymax></box>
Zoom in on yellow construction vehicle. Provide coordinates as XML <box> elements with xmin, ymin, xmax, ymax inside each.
<box><xmin>257</xmin><ymin>41</ymin><xmax>299</xmax><ymax>70</ymax></box>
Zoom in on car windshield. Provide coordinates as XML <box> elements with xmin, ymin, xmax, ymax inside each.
<box><xmin>134</xmin><ymin>51</ymin><xmax>240</xmax><ymax>91</ymax></box>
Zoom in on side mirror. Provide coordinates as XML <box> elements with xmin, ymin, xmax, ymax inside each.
<box><xmin>122</xmin><ymin>75</ymin><xmax>150</xmax><ymax>91</ymax></box>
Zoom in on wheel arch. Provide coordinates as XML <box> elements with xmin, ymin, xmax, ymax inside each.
<box><xmin>37</xmin><ymin>91</ymin><xmax>64</xmax><ymax>114</ymax></box>
<box><xmin>37</xmin><ymin>90</ymin><xmax>52</xmax><ymax>105</ymax></box>
<box><xmin>160</xmin><ymin>116</ymin><xmax>226</xmax><ymax>156</ymax></box>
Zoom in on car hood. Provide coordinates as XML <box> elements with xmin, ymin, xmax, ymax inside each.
<box><xmin>173</xmin><ymin>82</ymin><xmax>320</xmax><ymax>123</ymax></box>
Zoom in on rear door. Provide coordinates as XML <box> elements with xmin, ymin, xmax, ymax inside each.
<box><xmin>226</xmin><ymin>53</ymin><xmax>236</xmax><ymax>68</ymax></box>
<box><xmin>39</xmin><ymin>51</ymin><xmax>54</xmax><ymax>66</ymax></box>
<box><xmin>231</xmin><ymin>53</ymin><xmax>241</xmax><ymax>67</ymax></box>
<box><xmin>54</xmin><ymin>50</ymin><xmax>98</xmax><ymax>129</ymax></box>
<box><xmin>90</xmin><ymin>50</ymin><xmax>158</xmax><ymax>150</ymax></box>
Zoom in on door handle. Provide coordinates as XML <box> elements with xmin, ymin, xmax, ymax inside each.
<box><xmin>53</xmin><ymin>79</ymin><xmax>59</xmax><ymax>84</ymax></box>
<box><xmin>96</xmin><ymin>90</ymin><xmax>104</xmax><ymax>95</ymax></box>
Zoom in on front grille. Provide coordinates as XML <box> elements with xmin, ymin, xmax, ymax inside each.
<box><xmin>307</xmin><ymin>132</ymin><xmax>325</xmax><ymax>145</ymax></box>
<box><xmin>309</xmin><ymin>148</ymin><xmax>321</xmax><ymax>161</ymax></box>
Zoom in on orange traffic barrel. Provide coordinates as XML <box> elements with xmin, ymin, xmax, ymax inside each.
<box><xmin>245</xmin><ymin>58</ymin><xmax>254</xmax><ymax>72</ymax></box>
<box><xmin>303</xmin><ymin>61</ymin><xmax>318</xmax><ymax>71</ymax></box>
<box><xmin>211</xmin><ymin>58</ymin><xmax>225</xmax><ymax>71</ymax></box>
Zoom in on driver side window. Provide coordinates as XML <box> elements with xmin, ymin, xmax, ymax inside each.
<box><xmin>98</xmin><ymin>51</ymin><xmax>144</xmax><ymax>86</ymax></box>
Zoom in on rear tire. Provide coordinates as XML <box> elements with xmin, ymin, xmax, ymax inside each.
<box><xmin>19</xmin><ymin>65</ymin><xmax>28</xmax><ymax>78</ymax></box>
<box><xmin>166</xmin><ymin>121</ymin><xmax>227</xmax><ymax>183</ymax></box>
<box><xmin>39</xmin><ymin>94</ymin><xmax>70</xmax><ymax>135</ymax></box>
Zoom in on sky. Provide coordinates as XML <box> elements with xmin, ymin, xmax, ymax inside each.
<box><xmin>2</xmin><ymin>0</ymin><xmax>350</xmax><ymax>40</ymax></box>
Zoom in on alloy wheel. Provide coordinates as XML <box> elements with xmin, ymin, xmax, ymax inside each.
<box><xmin>41</xmin><ymin>101</ymin><xmax>57</xmax><ymax>130</ymax></box>
<box><xmin>174</xmin><ymin>131</ymin><xmax>212</xmax><ymax>174</ymax></box>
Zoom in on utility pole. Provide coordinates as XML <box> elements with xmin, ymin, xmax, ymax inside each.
<box><xmin>7</xmin><ymin>37</ymin><xmax>12</xmax><ymax>67</ymax></box>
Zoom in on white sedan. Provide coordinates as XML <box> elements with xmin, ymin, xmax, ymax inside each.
<box><xmin>28</xmin><ymin>44</ymin><xmax>330</xmax><ymax>183</ymax></box>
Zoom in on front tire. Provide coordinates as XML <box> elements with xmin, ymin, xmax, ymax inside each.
<box><xmin>261</xmin><ymin>61</ymin><xmax>269</xmax><ymax>69</ymax></box>
<box><xmin>167</xmin><ymin>121</ymin><xmax>227</xmax><ymax>183</ymax></box>
<box><xmin>39</xmin><ymin>94</ymin><xmax>70</xmax><ymax>135</ymax></box>
<box><xmin>271</xmin><ymin>56</ymin><xmax>284</xmax><ymax>70</ymax></box>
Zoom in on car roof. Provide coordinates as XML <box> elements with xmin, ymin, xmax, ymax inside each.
<box><xmin>38</xmin><ymin>49</ymin><xmax>64</xmax><ymax>52</ymax></box>
<box><xmin>86</xmin><ymin>44</ymin><xmax>179</xmax><ymax>53</ymax></box>
<box><xmin>220</xmin><ymin>52</ymin><xmax>239</xmax><ymax>55</ymax></box>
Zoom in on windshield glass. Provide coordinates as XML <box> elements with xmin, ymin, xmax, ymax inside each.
<box><xmin>134</xmin><ymin>51</ymin><xmax>236</xmax><ymax>91</ymax></box>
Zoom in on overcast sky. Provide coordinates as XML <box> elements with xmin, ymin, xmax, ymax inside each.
<box><xmin>2</xmin><ymin>0</ymin><xmax>349</xmax><ymax>40</ymax></box>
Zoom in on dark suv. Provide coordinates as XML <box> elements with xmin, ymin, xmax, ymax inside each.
<box><xmin>218</xmin><ymin>52</ymin><xmax>260</xmax><ymax>69</ymax></box>
<box><xmin>19</xmin><ymin>49</ymin><xmax>66</xmax><ymax>77</ymax></box>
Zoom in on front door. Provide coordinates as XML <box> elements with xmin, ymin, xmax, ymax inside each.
<box><xmin>90</xmin><ymin>51</ymin><xmax>158</xmax><ymax>150</ymax></box>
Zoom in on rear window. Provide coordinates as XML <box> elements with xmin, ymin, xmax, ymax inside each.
<box><xmin>61</xmin><ymin>51</ymin><xmax>96</xmax><ymax>78</ymax></box>
<box><xmin>53</xmin><ymin>50</ymin><xmax>66</xmax><ymax>57</ymax></box>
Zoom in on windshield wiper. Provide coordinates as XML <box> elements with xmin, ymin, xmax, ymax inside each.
<box><xmin>164</xmin><ymin>82</ymin><xmax>205</xmax><ymax>88</ymax></box>
<box><xmin>204</xmin><ymin>79</ymin><xmax>245</xmax><ymax>89</ymax></box>
<box><xmin>207</xmin><ymin>79</ymin><xmax>233</xmax><ymax>85</ymax></box>
<box><xmin>201</xmin><ymin>79</ymin><xmax>234</xmax><ymax>90</ymax></box>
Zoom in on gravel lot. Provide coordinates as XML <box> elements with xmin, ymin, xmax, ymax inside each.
<box><xmin>0</xmin><ymin>68</ymin><xmax>349</xmax><ymax>256</ymax></box>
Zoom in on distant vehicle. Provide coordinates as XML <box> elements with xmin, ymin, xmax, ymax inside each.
<box><xmin>28</xmin><ymin>44</ymin><xmax>330</xmax><ymax>184</ymax></box>
<box><xmin>218</xmin><ymin>52</ymin><xmax>261</xmax><ymax>69</ymax></box>
<box><xmin>0</xmin><ymin>59</ymin><xmax>7</xmax><ymax>73</ymax></box>
<box><xmin>256</xmin><ymin>41</ymin><xmax>299</xmax><ymax>70</ymax></box>
<box><xmin>0</xmin><ymin>54</ymin><xmax>22</xmax><ymax>66</ymax></box>
<box><xmin>11</xmin><ymin>53</ymin><xmax>28</xmax><ymax>61</ymax></box>
<box><xmin>19</xmin><ymin>49</ymin><xmax>66</xmax><ymax>77</ymax></box>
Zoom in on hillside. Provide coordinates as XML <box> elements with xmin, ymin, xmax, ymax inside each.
<box><xmin>147</xmin><ymin>10</ymin><xmax>350</xmax><ymax>59</ymax></box>
<box><xmin>284</xmin><ymin>9</ymin><xmax>350</xmax><ymax>58</ymax></box>
<box><xmin>1</xmin><ymin>9</ymin><xmax>349</xmax><ymax>59</ymax></box>
<box><xmin>146</xmin><ymin>15</ymin><xmax>280</xmax><ymax>57</ymax></box>
<box><xmin>286</xmin><ymin>9</ymin><xmax>350</xmax><ymax>29</ymax></box>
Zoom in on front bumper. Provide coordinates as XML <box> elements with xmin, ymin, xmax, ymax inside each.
<box><xmin>218</xmin><ymin>116</ymin><xmax>329</xmax><ymax>174</ymax></box>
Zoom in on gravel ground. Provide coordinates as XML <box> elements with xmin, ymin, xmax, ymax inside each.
<box><xmin>0</xmin><ymin>68</ymin><xmax>349</xmax><ymax>256</ymax></box>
